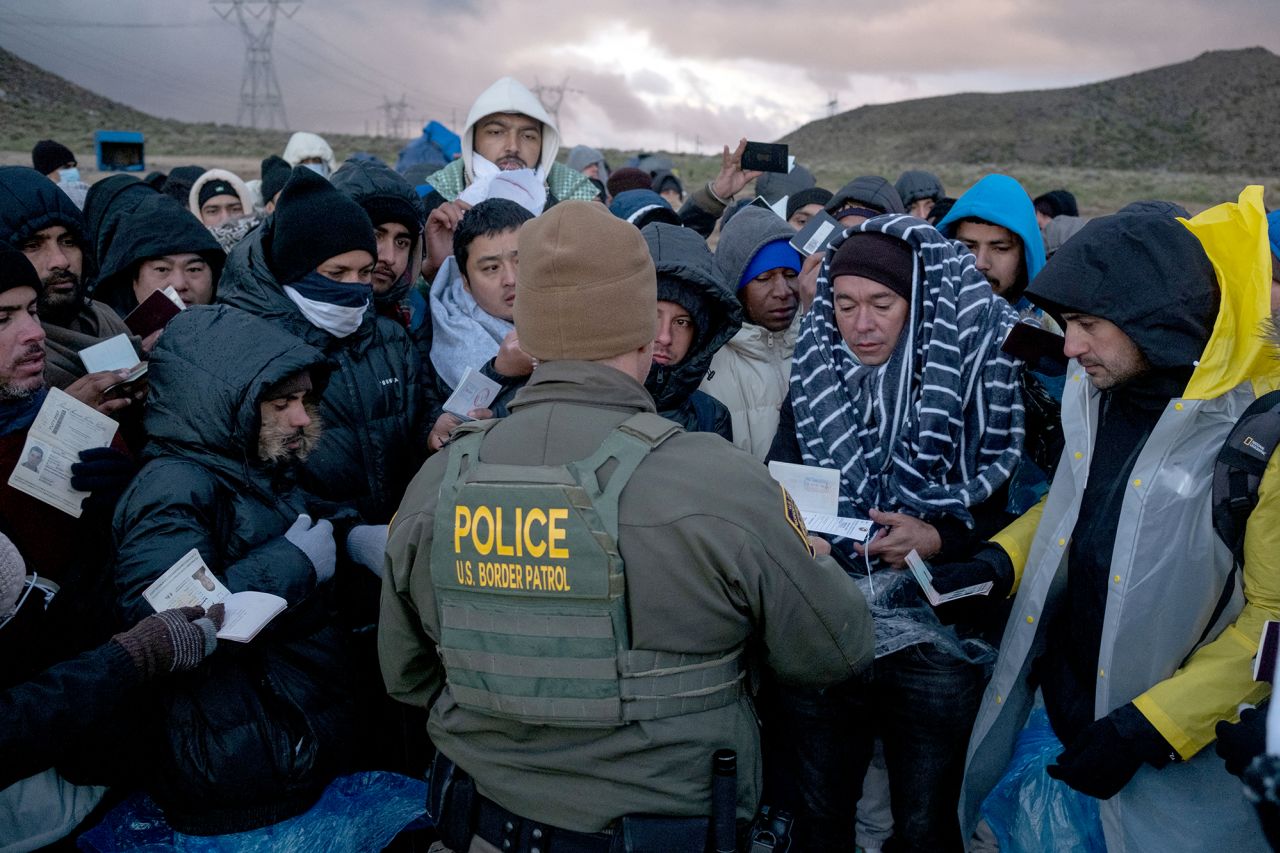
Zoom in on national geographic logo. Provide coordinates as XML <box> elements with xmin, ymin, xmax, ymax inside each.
<box><xmin>1243</xmin><ymin>435</ymin><xmax>1269</xmax><ymax>457</ymax></box>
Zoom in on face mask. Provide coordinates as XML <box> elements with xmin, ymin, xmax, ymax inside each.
<box><xmin>59</xmin><ymin>168</ymin><xmax>81</xmax><ymax>184</ymax></box>
<box><xmin>302</xmin><ymin>162</ymin><xmax>330</xmax><ymax>179</ymax></box>
<box><xmin>283</xmin><ymin>270</ymin><xmax>369</xmax><ymax>338</ymax></box>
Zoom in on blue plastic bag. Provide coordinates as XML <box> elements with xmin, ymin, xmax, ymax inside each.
<box><xmin>77</xmin><ymin>771</ymin><xmax>428</xmax><ymax>853</ymax></box>
<box><xmin>980</xmin><ymin>708</ymin><xmax>1107</xmax><ymax>853</ymax></box>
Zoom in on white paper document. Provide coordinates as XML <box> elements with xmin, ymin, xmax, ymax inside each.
<box><xmin>443</xmin><ymin>366</ymin><xmax>502</xmax><ymax>419</ymax></box>
<box><xmin>142</xmin><ymin>548</ymin><xmax>286</xmax><ymax>643</ymax></box>
<box><xmin>767</xmin><ymin>461</ymin><xmax>874</xmax><ymax>539</ymax></box>
<box><xmin>906</xmin><ymin>549</ymin><xmax>992</xmax><ymax>606</ymax></box>
<box><xmin>78</xmin><ymin>333</ymin><xmax>140</xmax><ymax>374</ymax></box>
<box><xmin>6</xmin><ymin>388</ymin><xmax>118</xmax><ymax>517</ymax></box>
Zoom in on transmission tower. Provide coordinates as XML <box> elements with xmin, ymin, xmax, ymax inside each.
<box><xmin>212</xmin><ymin>0</ymin><xmax>300</xmax><ymax>129</ymax></box>
<box><xmin>530</xmin><ymin>77</ymin><xmax>570</xmax><ymax>129</ymax></box>
<box><xmin>826</xmin><ymin>92</ymin><xmax>839</xmax><ymax>119</ymax></box>
<box><xmin>379</xmin><ymin>95</ymin><xmax>411</xmax><ymax>138</ymax></box>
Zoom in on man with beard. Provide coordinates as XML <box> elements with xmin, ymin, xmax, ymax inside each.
<box><xmin>419</xmin><ymin>77</ymin><xmax>598</xmax><ymax>279</ymax></box>
<box><xmin>111</xmin><ymin>304</ymin><xmax>381</xmax><ymax>835</ymax></box>
<box><xmin>331</xmin><ymin>157</ymin><xmax>429</xmax><ymax>353</ymax></box>
<box><xmin>218</xmin><ymin>167</ymin><xmax>428</xmax><ymax>526</ymax></box>
<box><xmin>0</xmin><ymin>167</ymin><xmax>143</xmax><ymax>410</ymax></box>
<box><xmin>958</xmin><ymin>190</ymin><xmax>1278</xmax><ymax>852</ymax></box>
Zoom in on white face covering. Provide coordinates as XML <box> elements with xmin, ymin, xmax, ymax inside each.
<box><xmin>58</xmin><ymin>167</ymin><xmax>81</xmax><ymax>184</ymax></box>
<box><xmin>301</xmin><ymin>162</ymin><xmax>330</xmax><ymax>179</ymax></box>
<box><xmin>283</xmin><ymin>274</ymin><xmax>369</xmax><ymax>338</ymax></box>
<box><xmin>457</xmin><ymin>155</ymin><xmax>547</xmax><ymax>215</ymax></box>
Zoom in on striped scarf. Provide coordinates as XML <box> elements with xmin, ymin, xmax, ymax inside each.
<box><xmin>790</xmin><ymin>215</ymin><xmax>1024</xmax><ymax>546</ymax></box>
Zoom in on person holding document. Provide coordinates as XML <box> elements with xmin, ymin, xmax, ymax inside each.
<box><xmin>764</xmin><ymin>214</ymin><xmax>1028</xmax><ymax>851</ymax></box>
<box><xmin>111</xmin><ymin>305</ymin><xmax>379</xmax><ymax>835</ymax></box>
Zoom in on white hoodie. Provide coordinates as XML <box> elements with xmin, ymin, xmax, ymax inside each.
<box><xmin>282</xmin><ymin>131</ymin><xmax>337</xmax><ymax>173</ymax></box>
<box><xmin>460</xmin><ymin>77</ymin><xmax>559</xmax><ymax>186</ymax></box>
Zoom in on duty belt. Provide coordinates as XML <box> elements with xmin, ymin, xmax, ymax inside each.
<box><xmin>475</xmin><ymin>793</ymin><xmax>614</xmax><ymax>853</ymax></box>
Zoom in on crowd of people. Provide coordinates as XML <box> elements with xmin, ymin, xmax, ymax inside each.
<box><xmin>3</xmin><ymin>73</ymin><xmax>1280</xmax><ymax>853</ymax></box>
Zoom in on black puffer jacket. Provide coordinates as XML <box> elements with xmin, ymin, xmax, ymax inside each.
<box><xmin>95</xmin><ymin>193</ymin><xmax>226</xmax><ymax>315</ymax></box>
<box><xmin>330</xmin><ymin>158</ymin><xmax>432</xmax><ymax>370</ymax></box>
<box><xmin>218</xmin><ymin>222</ymin><xmax>429</xmax><ymax>523</ymax></box>
<box><xmin>112</xmin><ymin>305</ymin><xmax>364</xmax><ymax>834</ymax></box>
<box><xmin>640</xmin><ymin>223</ymin><xmax>741</xmax><ymax>438</ymax></box>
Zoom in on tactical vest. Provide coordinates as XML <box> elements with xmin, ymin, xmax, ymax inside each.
<box><xmin>430</xmin><ymin>412</ymin><xmax>746</xmax><ymax>727</ymax></box>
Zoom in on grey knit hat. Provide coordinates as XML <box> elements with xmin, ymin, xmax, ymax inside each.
<box><xmin>713</xmin><ymin>206</ymin><xmax>798</xmax><ymax>290</ymax></box>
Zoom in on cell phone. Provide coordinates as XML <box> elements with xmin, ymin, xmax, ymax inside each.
<box><xmin>1001</xmin><ymin>322</ymin><xmax>1067</xmax><ymax>375</ymax></box>
<box><xmin>741</xmin><ymin>141</ymin><xmax>790</xmax><ymax>174</ymax></box>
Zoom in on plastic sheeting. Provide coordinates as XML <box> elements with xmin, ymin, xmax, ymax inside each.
<box><xmin>854</xmin><ymin>570</ymin><xmax>997</xmax><ymax>666</ymax></box>
<box><xmin>78</xmin><ymin>771</ymin><xmax>428</xmax><ymax>853</ymax></box>
<box><xmin>980</xmin><ymin>708</ymin><xmax>1106</xmax><ymax>853</ymax></box>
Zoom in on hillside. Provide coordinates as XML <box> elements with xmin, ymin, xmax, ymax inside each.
<box><xmin>0</xmin><ymin>47</ymin><xmax>401</xmax><ymax>162</ymax></box>
<box><xmin>783</xmin><ymin>48</ymin><xmax>1280</xmax><ymax>175</ymax></box>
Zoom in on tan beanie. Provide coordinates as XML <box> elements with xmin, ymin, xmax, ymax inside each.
<box><xmin>514</xmin><ymin>200</ymin><xmax>657</xmax><ymax>361</ymax></box>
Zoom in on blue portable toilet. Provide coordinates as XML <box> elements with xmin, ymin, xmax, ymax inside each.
<box><xmin>95</xmin><ymin>131</ymin><xmax>145</xmax><ymax>172</ymax></box>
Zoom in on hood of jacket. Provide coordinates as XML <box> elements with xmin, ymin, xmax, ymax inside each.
<box><xmin>1027</xmin><ymin>211</ymin><xmax>1222</xmax><ymax>385</ymax></box>
<box><xmin>936</xmin><ymin>173</ymin><xmax>1046</xmax><ymax>284</ymax></box>
<box><xmin>188</xmin><ymin>169</ymin><xmax>255</xmax><ymax>220</ymax></box>
<box><xmin>143</xmin><ymin>304</ymin><xmax>329</xmax><ymax>484</ymax></box>
<box><xmin>96</xmin><ymin>193</ymin><xmax>227</xmax><ymax>314</ymax></box>
<box><xmin>0</xmin><ymin>166</ymin><xmax>97</xmax><ymax>303</ymax></box>
<box><xmin>461</xmin><ymin>77</ymin><xmax>559</xmax><ymax>185</ymax></box>
<box><xmin>84</xmin><ymin>174</ymin><xmax>157</xmax><ymax>270</ymax></box>
<box><xmin>330</xmin><ymin>158</ymin><xmax>426</xmax><ymax>307</ymax></box>
<box><xmin>566</xmin><ymin>145</ymin><xmax>608</xmax><ymax>185</ymax></box>
<box><xmin>282</xmin><ymin>132</ymin><xmax>337</xmax><ymax>173</ymax></box>
<box><xmin>714</xmin><ymin>205</ymin><xmax>799</xmax><ymax>292</ymax></box>
<box><xmin>217</xmin><ymin>218</ymin><xmax>376</xmax><ymax>351</ymax></box>
<box><xmin>641</xmin><ymin>223</ymin><xmax>743</xmax><ymax>412</ymax></box>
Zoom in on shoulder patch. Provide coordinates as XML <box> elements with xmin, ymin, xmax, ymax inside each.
<box><xmin>780</xmin><ymin>485</ymin><xmax>814</xmax><ymax>556</ymax></box>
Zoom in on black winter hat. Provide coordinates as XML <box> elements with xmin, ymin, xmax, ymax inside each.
<box><xmin>260</xmin><ymin>155</ymin><xmax>291</xmax><ymax>203</ymax></box>
<box><xmin>1033</xmin><ymin>189</ymin><xmax>1079</xmax><ymax>218</ymax></box>
<box><xmin>0</xmin><ymin>249</ymin><xmax>41</xmax><ymax>296</ymax></box>
<box><xmin>32</xmin><ymin>140</ymin><xmax>75</xmax><ymax>176</ymax></box>
<box><xmin>828</xmin><ymin>232</ymin><xmax>916</xmax><ymax>303</ymax></box>
<box><xmin>786</xmin><ymin>187</ymin><xmax>833</xmax><ymax>221</ymax></box>
<box><xmin>267</xmin><ymin>167</ymin><xmax>377</xmax><ymax>286</ymax></box>
<box><xmin>198</xmin><ymin>180</ymin><xmax>238</xmax><ymax>208</ymax></box>
<box><xmin>162</xmin><ymin>165</ymin><xmax>206</xmax><ymax>206</ymax></box>
<box><xmin>361</xmin><ymin>196</ymin><xmax>422</xmax><ymax>235</ymax></box>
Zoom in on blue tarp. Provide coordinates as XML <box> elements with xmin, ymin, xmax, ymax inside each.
<box><xmin>397</xmin><ymin>120</ymin><xmax>460</xmax><ymax>174</ymax></box>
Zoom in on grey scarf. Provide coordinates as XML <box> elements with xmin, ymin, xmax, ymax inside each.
<box><xmin>428</xmin><ymin>256</ymin><xmax>513</xmax><ymax>389</ymax></box>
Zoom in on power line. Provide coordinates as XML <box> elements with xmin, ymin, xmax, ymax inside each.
<box><xmin>212</xmin><ymin>0</ymin><xmax>298</xmax><ymax>130</ymax></box>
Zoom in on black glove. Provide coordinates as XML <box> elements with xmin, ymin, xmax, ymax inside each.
<box><xmin>1217</xmin><ymin>704</ymin><xmax>1269</xmax><ymax>777</ymax></box>
<box><xmin>70</xmin><ymin>447</ymin><xmax>137</xmax><ymax>515</ymax></box>
<box><xmin>1048</xmin><ymin>703</ymin><xmax>1176</xmax><ymax>799</ymax></box>
<box><xmin>927</xmin><ymin>544</ymin><xmax>1014</xmax><ymax>625</ymax></box>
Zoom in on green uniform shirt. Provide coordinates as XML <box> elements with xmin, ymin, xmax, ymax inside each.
<box><xmin>379</xmin><ymin>360</ymin><xmax>873</xmax><ymax>833</ymax></box>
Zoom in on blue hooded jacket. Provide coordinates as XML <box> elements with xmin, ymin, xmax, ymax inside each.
<box><xmin>1267</xmin><ymin>209</ymin><xmax>1280</xmax><ymax>261</ymax></box>
<box><xmin>936</xmin><ymin>174</ymin><xmax>1046</xmax><ymax>286</ymax></box>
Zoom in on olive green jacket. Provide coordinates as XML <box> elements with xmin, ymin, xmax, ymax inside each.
<box><xmin>380</xmin><ymin>360</ymin><xmax>873</xmax><ymax>833</ymax></box>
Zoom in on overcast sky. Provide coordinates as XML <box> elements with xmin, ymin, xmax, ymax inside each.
<box><xmin>1</xmin><ymin>0</ymin><xmax>1277</xmax><ymax>152</ymax></box>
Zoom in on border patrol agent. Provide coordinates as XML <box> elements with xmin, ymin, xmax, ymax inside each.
<box><xmin>379</xmin><ymin>201</ymin><xmax>873</xmax><ymax>853</ymax></box>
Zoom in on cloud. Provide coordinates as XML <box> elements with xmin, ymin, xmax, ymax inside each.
<box><xmin>0</xmin><ymin>0</ymin><xmax>1276</xmax><ymax>154</ymax></box>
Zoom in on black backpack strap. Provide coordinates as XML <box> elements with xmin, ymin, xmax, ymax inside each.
<box><xmin>1193</xmin><ymin>390</ymin><xmax>1280</xmax><ymax>656</ymax></box>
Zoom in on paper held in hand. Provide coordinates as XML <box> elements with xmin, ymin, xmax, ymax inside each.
<box><xmin>442</xmin><ymin>366</ymin><xmax>502</xmax><ymax>420</ymax></box>
<box><xmin>142</xmin><ymin>548</ymin><xmax>286</xmax><ymax>643</ymax></box>
<box><xmin>906</xmin><ymin>549</ymin><xmax>993</xmax><ymax>606</ymax></box>
<box><xmin>767</xmin><ymin>461</ymin><xmax>874</xmax><ymax>540</ymax></box>
<box><xmin>6</xmin><ymin>388</ymin><xmax>118</xmax><ymax>517</ymax></box>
